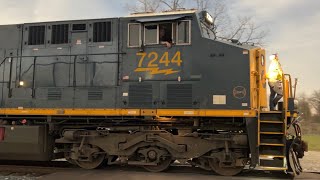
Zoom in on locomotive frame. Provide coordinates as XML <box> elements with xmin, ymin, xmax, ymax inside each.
<box><xmin>0</xmin><ymin>10</ymin><xmax>305</xmax><ymax>176</ymax></box>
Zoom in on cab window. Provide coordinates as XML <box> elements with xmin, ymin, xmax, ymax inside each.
<box><xmin>144</xmin><ymin>24</ymin><xmax>158</xmax><ymax>44</ymax></box>
<box><xmin>177</xmin><ymin>21</ymin><xmax>190</xmax><ymax>44</ymax></box>
<box><xmin>159</xmin><ymin>23</ymin><xmax>172</xmax><ymax>43</ymax></box>
<box><xmin>128</xmin><ymin>20</ymin><xmax>191</xmax><ymax>47</ymax></box>
<box><xmin>128</xmin><ymin>23</ymin><xmax>141</xmax><ymax>47</ymax></box>
<box><xmin>144</xmin><ymin>23</ymin><xmax>172</xmax><ymax>45</ymax></box>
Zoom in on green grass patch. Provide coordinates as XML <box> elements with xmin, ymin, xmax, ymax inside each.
<box><xmin>303</xmin><ymin>134</ymin><xmax>320</xmax><ymax>151</ymax></box>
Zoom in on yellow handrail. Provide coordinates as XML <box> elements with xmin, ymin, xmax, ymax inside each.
<box><xmin>284</xmin><ymin>74</ymin><xmax>293</xmax><ymax>98</ymax></box>
<box><xmin>282</xmin><ymin>74</ymin><xmax>290</xmax><ymax>143</ymax></box>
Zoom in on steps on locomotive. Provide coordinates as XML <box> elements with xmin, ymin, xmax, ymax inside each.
<box><xmin>258</xmin><ymin>112</ymin><xmax>287</xmax><ymax>171</ymax></box>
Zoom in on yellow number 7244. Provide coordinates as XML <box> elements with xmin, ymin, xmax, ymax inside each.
<box><xmin>136</xmin><ymin>51</ymin><xmax>183</xmax><ymax>68</ymax></box>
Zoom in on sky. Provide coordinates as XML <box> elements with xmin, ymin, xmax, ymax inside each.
<box><xmin>229</xmin><ymin>0</ymin><xmax>320</xmax><ymax>96</ymax></box>
<box><xmin>0</xmin><ymin>0</ymin><xmax>319</xmax><ymax>95</ymax></box>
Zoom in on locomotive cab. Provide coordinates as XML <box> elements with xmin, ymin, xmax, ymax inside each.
<box><xmin>122</xmin><ymin>10</ymin><xmax>264</xmax><ymax>112</ymax></box>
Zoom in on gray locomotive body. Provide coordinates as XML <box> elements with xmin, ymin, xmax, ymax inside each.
<box><xmin>0</xmin><ymin>11</ymin><xmax>254</xmax><ymax>111</ymax></box>
<box><xmin>0</xmin><ymin>10</ymin><xmax>300</xmax><ymax>176</ymax></box>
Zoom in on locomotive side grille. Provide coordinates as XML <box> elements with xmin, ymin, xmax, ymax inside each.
<box><xmin>51</xmin><ymin>24</ymin><xmax>69</xmax><ymax>44</ymax></box>
<box><xmin>167</xmin><ymin>84</ymin><xmax>192</xmax><ymax>108</ymax></box>
<box><xmin>47</xmin><ymin>89</ymin><xmax>62</xmax><ymax>100</ymax></box>
<box><xmin>28</xmin><ymin>25</ymin><xmax>45</xmax><ymax>45</ymax></box>
<box><xmin>129</xmin><ymin>84</ymin><xmax>152</xmax><ymax>107</ymax></box>
<box><xmin>72</xmin><ymin>24</ymin><xmax>86</xmax><ymax>31</ymax></box>
<box><xmin>88</xmin><ymin>90</ymin><xmax>103</xmax><ymax>100</ymax></box>
<box><xmin>93</xmin><ymin>22</ymin><xmax>112</xmax><ymax>42</ymax></box>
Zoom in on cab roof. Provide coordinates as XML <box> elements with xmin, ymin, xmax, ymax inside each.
<box><xmin>127</xmin><ymin>9</ymin><xmax>197</xmax><ymax>18</ymax></box>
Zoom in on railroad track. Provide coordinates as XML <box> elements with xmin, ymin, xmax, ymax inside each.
<box><xmin>1</xmin><ymin>160</ymin><xmax>318</xmax><ymax>179</ymax></box>
<box><xmin>0</xmin><ymin>161</ymin><xmax>76</xmax><ymax>178</ymax></box>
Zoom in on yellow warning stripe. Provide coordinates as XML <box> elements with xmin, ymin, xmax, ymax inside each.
<box><xmin>0</xmin><ymin>109</ymin><xmax>140</xmax><ymax>116</ymax></box>
<box><xmin>156</xmin><ymin>109</ymin><xmax>257</xmax><ymax>117</ymax></box>
<box><xmin>0</xmin><ymin>108</ymin><xmax>298</xmax><ymax>118</ymax></box>
<box><xmin>259</xmin><ymin>167</ymin><xmax>287</xmax><ymax>171</ymax></box>
<box><xmin>260</xmin><ymin>143</ymin><xmax>285</xmax><ymax>146</ymax></box>
<box><xmin>259</xmin><ymin>155</ymin><xmax>285</xmax><ymax>158</ymax></box>
<box><xmin>0</xmin><ymin>108</ymin><xmax>257</xmax><ymax>117</ymax></box>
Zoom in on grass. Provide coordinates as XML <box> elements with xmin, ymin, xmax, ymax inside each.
<box><xmin>303</xmin><ymin>134</ymin><xmax>320</xmax><ymax>151</ymax></box>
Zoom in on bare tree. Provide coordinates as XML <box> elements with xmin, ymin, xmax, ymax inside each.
<box><xmin>194</xmin><ymin>0</ymin><xmax>211</xmax><ymax>10</ymax></box>
<box><xmin>297</xmin><ymin>93</ymin><xmax>312</xmax><ymax>122</ymax></box>
<box><xmin>193</xmin><ymin>0</ymin><xmax>268</xmax><ymax>46</ymax></box>
<box><xmin>227</xmin><ymin>16</ymin><xmax>269</xmax><ymax>46</ymax></box>
<box><xmin>126</xmin><ymin>0</ymin><xmax>185</xmax><ymax>13</ymax></box>
<box><xmin>297</xmin><ymin>92</ymin><xmax>320</xmax><ymax>134</ymax></box>
<box><xmin>126</xmin><ymin>0</ymin><xmax>269</xmax><ymax>46</ymax></box>
<box><xmin>192</xmin><ymin>0</ymin><xmax>230</xmax><ymax>39</ymax></box>
<box><xmin>310</xmin><ymin>90</ymin><xmax>320</xmax><ymax>117</ymax></box>
<box><xmin>126</xmin><ymin>0</ymin><xmax>161</xmax><ymax>13</ymax></box>
<box><xmin>160</xmin><ymin>0</ymin><xmax>185</xmax><ymax>10</ymax></box>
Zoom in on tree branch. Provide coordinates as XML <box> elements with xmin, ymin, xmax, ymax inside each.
<box><xmin>127</xmin><ymin>0</ymin><xmax>269</xmax><ymax>46</ymax></box>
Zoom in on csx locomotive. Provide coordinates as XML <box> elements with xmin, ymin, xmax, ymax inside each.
<box><xmin>0</xmin><ymin>10</ymin><xmax>305</xmax><ymax>176</ymax></box>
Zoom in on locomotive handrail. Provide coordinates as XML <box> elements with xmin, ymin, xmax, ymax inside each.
<box><xmin>284</xmin><ymin>74</ymin><xmax>293</xmax><ymax>98</ymax></box>
<box><xmin>0</xmin><ymin>57</ymin><xmax>8</xmax><ymax>67</ymax></box>
<box><xmin>293</xmin><ymin>78</ymin><xmax>298</xmax><ymax>99</ymax></box>
<box><xmin>282</xmin><ymin>73</ymin><xmax>288</xmax><ymax>111</ymax></box>
<box><xmin>31</xmin><ymin>57</ymin><xmax>37</xmax><ymax>98</ymax></box>
<box><xmin>0</xmin><ymin>52</ymin><xmax>126</xmax><ymax>67</ymax></box>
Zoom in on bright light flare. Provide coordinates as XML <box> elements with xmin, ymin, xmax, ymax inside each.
<box><xmin>205</xmin><ymin>12</ymin><xmax>214</xmax><ymax>25</ymax></box>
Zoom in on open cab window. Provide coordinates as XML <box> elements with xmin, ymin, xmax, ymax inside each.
<box><xmin>159</xmin><ymin>23</ymin><xmax>173</xmax><ymax>43</ymax></box>
<box><xmin>128</xmin><ymin>20</ymin><xmax>191</xmax><ymax>47</ymax></box>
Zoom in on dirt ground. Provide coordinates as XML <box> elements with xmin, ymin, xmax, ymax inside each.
<box><xmin>0</xmin><ymin>152</ymin><xmax>319</xmax><ymax>180</ymax></box>
<box><xmin>300</xmin><ymin>151</ymin><xmax>320</xmax><ymax>173</ymax></box>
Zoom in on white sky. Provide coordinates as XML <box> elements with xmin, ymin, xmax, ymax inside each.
<box><xmin>0</xmin><ymin>0</ymin><xmax>319</xmax><ymax>95</ymax></box>
<box><xmin>230</xmin><ymin>0</ymin><xmax>320</xmax><ymax>96</ymax></box>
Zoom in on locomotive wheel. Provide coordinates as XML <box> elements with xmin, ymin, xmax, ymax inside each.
<box><xmin>64</xmin><ymin>152</ymin><xmax>77</xmax><ymax>165</ymax></box>
<box><xmin>208</xmin><ymin>158</ymin><xmax>243</xmax><ymax>176</ymax></box>
<box><xmin>143</xmin><ymin>157</ymin><xmax>172</xmax><ymax>172</ymax></box>
<box><xmin>288</xmin><ymin>148</ymin><xmax>302</xmax><ymax>176</ymax></box>
<box><xmin>288</xmin><ymin>149</ymin><xmax>297</xmax><ymax>177</ymax></box>
<box><xmin>66</xmin><ymin>157</ymin><xmax>77</xmax><ymax>165</ymax></box>
<box><xmin>192</xmin><ymin>158</ymin><xmax>212</xmax><ymax>171</ymax></box>
<box><xmin>75</xmin><ymin>154</ymin><xmax>105</xmax><ymax>169</ymax></box>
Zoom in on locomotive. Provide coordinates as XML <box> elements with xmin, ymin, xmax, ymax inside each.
<box><xmin>0</xmin><ymin>10</ymin><xmax>305</xmax><ymax>176</ymax></box>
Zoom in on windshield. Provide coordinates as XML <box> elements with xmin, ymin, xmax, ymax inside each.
<box><xmin>198</xmin><ymin>11</ymin><xmax>216</xmax><ymax>40</ymax></box>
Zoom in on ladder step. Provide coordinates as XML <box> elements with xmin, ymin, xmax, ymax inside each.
<box><xmin>260</xmin><ymin>143</ymin><xmax>285</xmax><ymax>146</ymax></box>
<box><xmin>260</xmin><ymin>132</ymin><xmax>284</xmax><ymax>135</ymax></box>
<box><xmin>260</xmin><ymin>120</ymin><xmax>283</xmax><ymax>124</ymax></box>
<box><xmin>258</xmin><ymin>166</ymin><xmax>287</xmax><ymax>171</ymax></box>
<box><xmin>260</xmin><ymin>158</ymin><xmax>284</xmax><ymax>167</ymax></box>
<box><xmin>260</xmin><ymin>111</ymin><xmax>283</xmax><ymax>121</ymax></box>
<box><xmin>260</xmin><ymin>123</ymin><xmax>283</xmax><ymax>133</ymax></box>
<box><xmin>260</xmin><ymin>111</ymin><xmax>282</xmax><ymax>114</ymax></box>
<box><xmin>259</xmin><ymin>155</ymin><xmax>285</xmax><ymax>159</ymax></box>
<box><xmin>259</xmin><ymin>146</ymin><xmax>284</xmax><ymax>156</ymax></box>
<box><xmin>260</xmin><ymin>136</ymin><xmax>284</xmax><ymax>144</ymax></box>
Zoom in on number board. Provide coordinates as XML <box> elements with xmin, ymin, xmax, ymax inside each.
<box><xmin>134</xmin><ymin>51</ymin><xmax>183</xmax><ymax>75</ymax></box>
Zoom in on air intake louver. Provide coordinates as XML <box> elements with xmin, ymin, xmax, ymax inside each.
<box><xmin>167</xmin><ymin>84</ymin><xmax>192</xmax><ymax>108</ymax></box>
<box><xmin>28</xmin><ymin>26</ymin><xmax>45</xmax><ymax>45</ymax></box>
<box><xmin>93</xmin><ymin>22</ymin><xmax>112</xmax><ymax>42</ymax></box>
<box><xmin>129</xmin><ymin>84</ymin><xmax>152</xmax><ymax>108</ymax></box>
<box><xmin>88</xmin><ymin>90</ymin><xmax>103</xmax><ymax>100</ymax></box>
<box><xmin>51</xmin><ymin>24</ymin><xmax>69</xmax><ymax>44</ymax></box>
<box><xmin>47</xmin><ymin>89</ymin><xmax>62</xmax><ymax>100</ymax></box>
<box><xmin>72</xmin><ymin>24</ymin><xmax>86</xmax><ymax>31</ymax></box>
